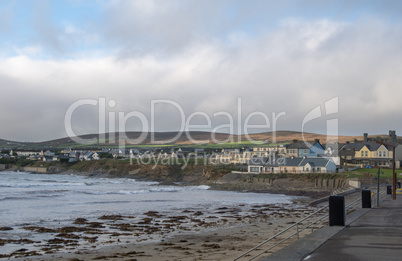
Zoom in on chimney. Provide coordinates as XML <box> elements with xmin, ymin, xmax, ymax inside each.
<box><xmin>314</xmin><ymin>139</ymin><xmax>320</xmax><ymax>143</ymax></box>
<box><xmin>346</xmin><ymin>141</ymin><xmax>350</xmax><ymax>144</ymax></box>
<box><xmin>389</xmin><ymin>130</ymin><xmax>397</xmax><ymax>143</ymax></box>
<box><xmin>363</xmin><ymin>133</ymin><xmax>368</xmax><ymax>142</ymax></box>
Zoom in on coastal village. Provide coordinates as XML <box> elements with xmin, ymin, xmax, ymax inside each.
<box><xmin>2</xmin><ymin>2</ymin><xmax>402</xmax><ymax>260</ymax></box>
<box><xmin>1</xmin><ymin>130</ymin><xmax>401</xmax><ymax>174</ymax></box>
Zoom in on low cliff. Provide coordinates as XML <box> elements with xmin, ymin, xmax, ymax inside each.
<box><xmin>54</xmin><ymin>160</ymin><xmax>234</xmax><ymax>185</ymax></box>
<box><xmin>8</xmin><ymin>160</ymin><xmax>355</xmax><ymax>198</ymax></box>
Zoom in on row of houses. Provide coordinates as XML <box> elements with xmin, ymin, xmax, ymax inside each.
<box><xmin>339</xmin><ymin>131</ymin><xmax>402</xmax><ymax>168</ymax></box>
<box><xmin>1</xmin><ymin>138</ymin><xmax>333</xmax><ymax>164</ymax></box>
<box><xmin>247</xmin><ymin>156</ymin><xmax>337</xmax><ymax>174</ymax></box>
<box><xmin>3</xmin><ymin>130</ymin><xmax>401</xmax><ymax>171</ymax></box>
<box><xmin>216</xmin><ymin>131</ymin><xmax>402</xmax><ymax>169</ymax></box>
<box><xmin>5</xmin><ymin>147</ymin><xmax>206</xmax><ymax>162</ymax></box>
<box><xmin>1</xmin><ymin>149</ymin><xmax>101</xmax><ymax>162</ymax></box>
<box><xmin>211</xmin><ymin>139</ymin><xmax>332</xmax><ymax>165</ymax></box>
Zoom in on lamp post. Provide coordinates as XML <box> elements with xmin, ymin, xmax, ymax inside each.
<box><xmin>375</xmin><ymin>141</ymin><xmax>396</xmax><ymax>200</ymax></box>
<box><xmin>377</xmin><ymin>168</ymin><xmax>380</xmax><ymax>206</ymax></box>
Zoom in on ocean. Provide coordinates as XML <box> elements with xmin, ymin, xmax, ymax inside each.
<box><xmin>0</xmin><ymin>171</ymin><xmax>304</xmax><ymax>258</ymax></box>
<box><xmin>0</xmin><ymin>171</ymin><xmax>295</xmax><ymax>227</ymax></box>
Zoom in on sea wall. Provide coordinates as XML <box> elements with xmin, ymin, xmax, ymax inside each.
<box><xmin>349</xmin><ymin>180</ymin><xmax>361</xmax><ymax>188</ymax></box>
<box><xmin>0</xmin><ymin>164</ymin><xmax>5</xmax><ymax>170</ymax></box>
<box><xmin>23</xmin><ymin>167</ymin><xmax>48</xmax><ymax>173</ymax></box>
<box><xmin>211</xmin><ymin>173</ymin><xmax>350</xmax><ymax>197</ymax></box>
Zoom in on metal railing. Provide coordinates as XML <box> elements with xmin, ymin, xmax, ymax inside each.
<box><xmin>234</xmin><ymin>190</ymin><xmax>387</xmax><ymax>261</ymax></box>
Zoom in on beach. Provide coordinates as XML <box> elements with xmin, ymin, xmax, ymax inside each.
<box><xmin>0</xmin><ymin>171</ymin><xmax>320</xmax><ymax>260</ymax></box>
<box><xmin>5</xmin><ymin>200</ymin><xmax>317</xmax><ymax>261</ymax></box>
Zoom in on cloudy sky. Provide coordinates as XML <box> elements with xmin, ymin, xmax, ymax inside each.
<box><xmin>1</xmin><ymin>0</ymin><xmax>402</xmax><ymax>142</ymax></box>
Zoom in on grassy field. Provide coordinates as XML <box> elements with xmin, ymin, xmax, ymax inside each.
<box><xmin>344</xmin><ymin>168</ymin><xmax>402</xmax><ymax>179</ymax></box>
<box><xmin>46</xmin><ymin>140</ymin><xmax>284</xmax><ymax>150</ymax></box>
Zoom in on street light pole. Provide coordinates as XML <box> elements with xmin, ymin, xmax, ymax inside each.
<box><xmin>377</xmin><ymin>168</ymin><xmax>380</xmax><ymax>206</ymax></box>
<box><xmin>393</xmin><ymin>146</ymin><xmax>396</xmax><ymax>200</ymax></box>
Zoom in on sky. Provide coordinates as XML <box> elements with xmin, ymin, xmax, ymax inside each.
<box><xmin>1</xmin><ymin>0</ymin><xmax>402</xmax><ymax>142</ymax></box>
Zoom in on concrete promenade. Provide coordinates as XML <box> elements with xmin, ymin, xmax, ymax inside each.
<box><xmin>262</xmin><ymin>195</ymin><xmax>402</xmax><ymax>261</ymax></box>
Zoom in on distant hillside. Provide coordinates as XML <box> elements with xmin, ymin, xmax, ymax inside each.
<box><xmin>245</xmin><ymin>131</ymin><xmax>356</xmax><ymax>144</ymax></box>
<box><xmin>0</xmin><ymin>131</ymin><xmax>396</xmax><ymax>150</ymax></box>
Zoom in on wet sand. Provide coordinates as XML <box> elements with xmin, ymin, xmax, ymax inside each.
<box><xmin>1</xmin><ymin>198</ymin><xmax>324</xmax><ymax>261</ymax></box>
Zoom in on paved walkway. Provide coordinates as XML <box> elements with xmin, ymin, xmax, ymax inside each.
<box><xmin>263</xmin><ymin>195</ymin><xmax>402</xmax><ymax>261</ymax></box>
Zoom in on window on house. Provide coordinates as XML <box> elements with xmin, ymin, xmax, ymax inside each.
<box><xmin>379</xmin><ymin>151</ymin><xmax>382</xmax><ymax>157</ymax></box>
<box><xmin>304</xmin><ymin>149</ymin><xmax>308</xmax><ymax>154</ymax></box>
<box><xmin>250</xmin><ymin>167</ymin><xmax>260</xmax><ymax>172</ymax></box>
<box><xmin>361</xmin><ymin>151</ymin><xmax>364</xmax><ymax>157</ymax></box>
<box><xmin>365</xmin><ymin>151</ymin><xmax>368</xmax><ymax>157</ymax></box>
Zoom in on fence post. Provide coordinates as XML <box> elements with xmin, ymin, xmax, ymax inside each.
<box><xmin>362</xmin><ymin>190</ymin><xmax>371</xmax><ymax>208</ymax></box>
<box><xmin>329</xmin><ymin>196</ymin><xmax>345</xmax><ymax>226</ymax></box>
<box><xmin>387</xmin><ymin>185</ymin><xmax>392</xmax><ymax>195</ymax></box>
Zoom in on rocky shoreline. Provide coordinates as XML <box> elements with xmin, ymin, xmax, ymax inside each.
<box><xmin>4</xmin><ymin>160</ymin><xmax>354</xmax><ymax>198</ymax></box>
<box><xmin>3</xmin><ymin>200</ymin><xmax>320</xmax><ymax>260</ymax></box>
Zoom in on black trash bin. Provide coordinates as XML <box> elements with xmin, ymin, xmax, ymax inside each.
<box><xmin>387</xmin><ymin>185</ymin><xmax>392</xmax><ymax>195</ymax></box>
<box><xmin>362</xmin><ymin>190</ymin><xmax>371</xmax><ymax>208</ymax></box>
<box><xmin>329</xmin><ymin>196</ymin><xmax>345</xmax><ymax>226</ymax></box>
<box><xmin>398</xmin><ymin>182</ymin><xmax>401</xmax><ymax>189</ymax></box>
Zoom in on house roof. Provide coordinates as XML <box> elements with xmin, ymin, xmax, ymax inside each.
<box><xmin>341</xmin><ymin>142</ymin><xmax>392</xmax><ymax>151</ymax></box>
<box><xmin>300</xmin><ymin>157</ymin><xmax>332</xmax><ymax>167</ymax></box>
<box><xmin>287</xmin><ymin>141</ymin><xmax>312</xmax><ymax>149</ymax></box>
<box><xmin>287</xmin><ymin>141</ymin><xmax>324</xmax><ymax>150</ymax></box>
<box><xmin>283</xmin><ymin>157</ymin><xmax>304</xmax><ymax>166</ymax></box>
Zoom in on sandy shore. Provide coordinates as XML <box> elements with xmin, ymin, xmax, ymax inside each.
<box><xmin>1</xmin><ymin>197</ymin><xmax>323</xmax><ymax>261</ymax></box>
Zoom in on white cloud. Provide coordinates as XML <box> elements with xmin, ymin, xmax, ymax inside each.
<box><xmin>14</xmin><ymin>45</ymin><xmax>43</xmax><ymax>57</ymax></box>
<box><xmin>1</xmin><ymin>13</ymin><xmax>402</xmax><ymax>141</ymax></box>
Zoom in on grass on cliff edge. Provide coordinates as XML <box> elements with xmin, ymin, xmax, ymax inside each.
<box><xmin>347</xmin><ymin>168</ymin><xmax>401</xmax><ymax>179</ymax></box>
<box><xmin>252</xmin><ymin>168</ymin><xmax>402</xmax><ymax>180</ymax></box>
